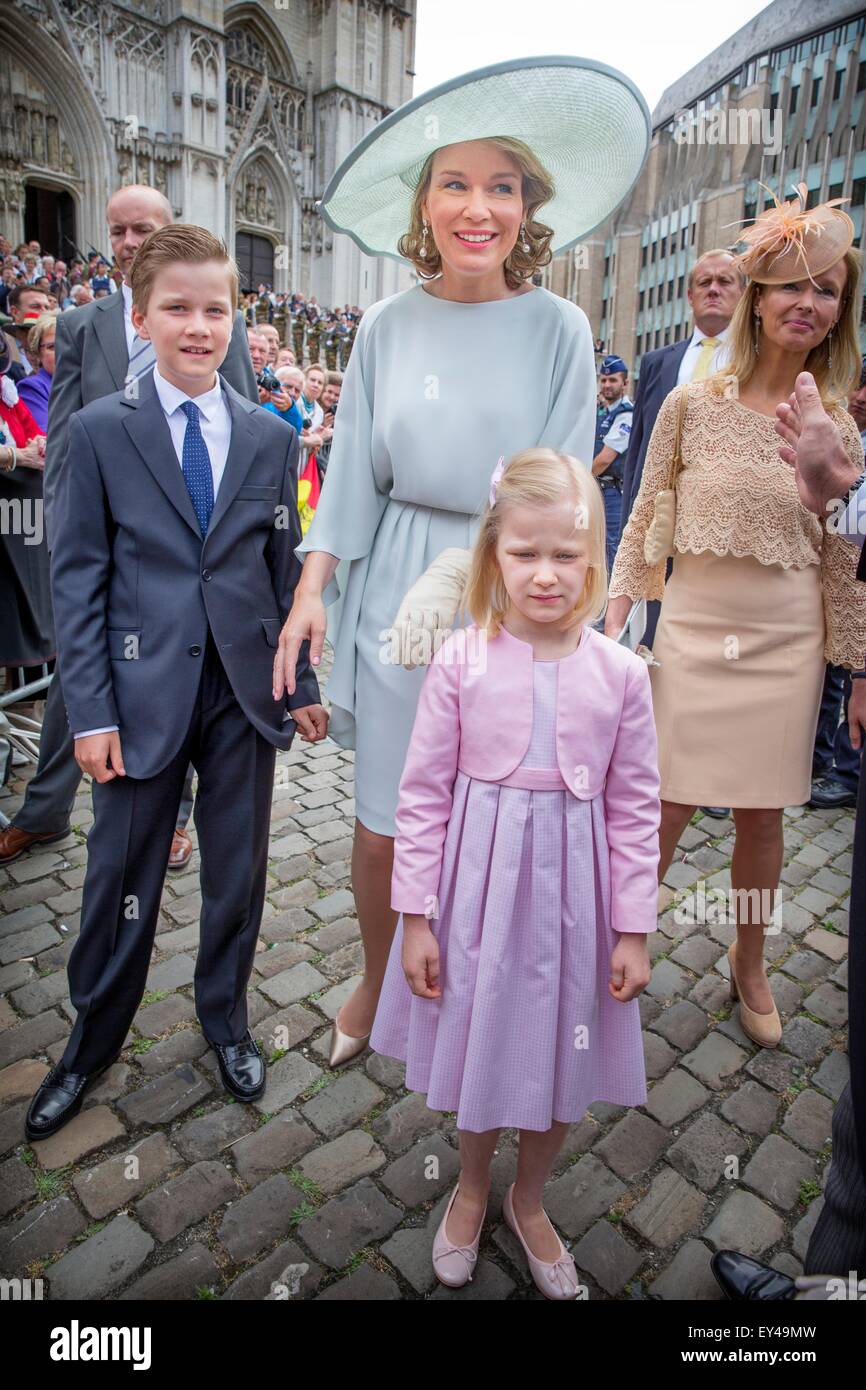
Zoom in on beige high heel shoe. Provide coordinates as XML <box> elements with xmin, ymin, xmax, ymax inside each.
<box><xmin>328</xmin><ymin>1007</ymin><xmax>371</xmax><ymax>1068</ymax></box>
<box><xmin>727</xmin><ymin>943</ymin><xmax>782</xmax><ymax>1048</ymax></box>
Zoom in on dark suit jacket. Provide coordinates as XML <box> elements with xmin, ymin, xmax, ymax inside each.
<box><xmin>43</xmin><ymin>290</ymin><xmax>257</xmax><ymax>544</ymax></box>
<box><xmin>49</xmin><ymin>369</ymin><xmax>319</xmax><ymax>777</ymax></box>
<box><xmin>619</xmin><ymin>339</ymin><xmax>690</xmax><ymax>535</ymax></box>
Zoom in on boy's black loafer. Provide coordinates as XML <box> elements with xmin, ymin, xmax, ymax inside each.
<box><xmin>24</xmin><ymin>1060</ymin><xmax>116</xmax><ymax>1142</ymax></box>
<box><xmin>207</xmin><ymin>1031</ymin><xmax>266</xmax><ymax>1102</ymax></box>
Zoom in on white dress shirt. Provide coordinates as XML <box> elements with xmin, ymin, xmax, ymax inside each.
<box><xmin>75</xmin><ymin>364</ymin><xmax>232</xmax><ymax>738</ymax></box>
<box><xmin>120</xmin><ymin>280</ymin><xmax>136</xmax><ymax>356</ymax></box>
<box><xmin>676</xmin><ymin>324</ymin><xmax>732</xmax><ymax>385</ymax></box>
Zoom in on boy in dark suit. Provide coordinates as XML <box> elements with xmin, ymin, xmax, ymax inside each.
<box><xmin>25</xmin><ymin>226</ymin><xmax>327</xmax><ymax>1138</ymax></box>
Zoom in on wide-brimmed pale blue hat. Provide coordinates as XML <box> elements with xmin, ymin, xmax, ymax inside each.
<box><xmin>319</xmin><ymin>55</ymin><xmax>650</xmax><ymax>262</ymax></box>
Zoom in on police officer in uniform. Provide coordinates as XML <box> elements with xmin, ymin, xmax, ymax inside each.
<box><xmin>591</xmin><ymin>354</ymin><xmax>633</xmax><ymax>576</ymax></box>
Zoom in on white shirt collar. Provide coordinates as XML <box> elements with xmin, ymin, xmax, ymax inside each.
<box><xmin>152</xmin><ymin>362</ymin><xmax>224</xmax><ymax>420</ymax></box>
<box><xmin>121</xmin><ymin>280</ymin><xmax>133</xmax><ymax>316</ymax></box>
<box><xmin>690</xmin><ymin>323</ymin><xmax>730</xmax><ymax>348</ymax></box>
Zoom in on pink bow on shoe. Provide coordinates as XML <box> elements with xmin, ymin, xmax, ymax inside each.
<box><xmin>488</xmin><ymin>455</ymin><xmax>506</xmax><ymax>507</ymax></box>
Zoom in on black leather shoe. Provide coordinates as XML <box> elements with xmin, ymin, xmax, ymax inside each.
<box><xmin>809</xmin><ymin>776</ymin><xmax>857</xmax><ymax>809</ymax></box>
<box><xmin>699</xmin><ymin>806</ymin><xmax>731</xmax><ymax>818</ymax></box>
<box><xmin>711</xmin><ymin>1251</ymin><xmax>797</xmax><ymax>1300</ymax></box>
<box><xmin>207</xmin><ymin>1031</ymin><xmax>266</xmax><ymax>1102</ymax></box>
<box><xmin>24</xmin><ymin>1059</ymin><xmax>117</xmax><ymax>1142</ymax></box>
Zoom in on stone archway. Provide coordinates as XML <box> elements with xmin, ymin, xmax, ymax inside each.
<box><xmin>0</xmin><ymin>11</ymin><xmax>112</xmax><ymax>255</ymax></box>
<box><xmin>230</xmin><ymin>147</ymin><xmax>297</xmax><ymax>293</ymax></box>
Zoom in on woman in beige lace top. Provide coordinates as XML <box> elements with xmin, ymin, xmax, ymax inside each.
<box><xmin>605</xmin><ymin>194</ymin><xmax>866</xmax><ymax>1046</ymax></box>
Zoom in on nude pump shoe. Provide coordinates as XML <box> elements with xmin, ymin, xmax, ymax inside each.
<box><xmin>327</xmin><ymin>1008</ymin><xmax>371</xmax><ymax>1068</ymax></box>
<box><xmin>727</xmin><ymin>943</ymin><xmax>782</xmax><ymax>1048</ymax></box>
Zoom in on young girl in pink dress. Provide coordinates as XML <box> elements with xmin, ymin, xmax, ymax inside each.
<box><xmin>369</xmin><ymin>448</ymin><xmax>661</xmax><ymax>1299</ymax></box>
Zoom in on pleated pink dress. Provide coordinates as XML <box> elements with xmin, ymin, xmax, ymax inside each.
<box><xmin>369</xmin><ymin>656</ymin><xmax>648</xmax><ymax>1133</ymax></box>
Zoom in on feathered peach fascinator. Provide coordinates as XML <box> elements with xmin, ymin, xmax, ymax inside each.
<box><xmin>730</xmin><ymin>181</ymin><xmax>854</xmax><ymax>284</ymax></box>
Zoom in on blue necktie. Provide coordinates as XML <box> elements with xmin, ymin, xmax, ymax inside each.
<box><xmin>180</xmin><ymin>400</ymin><xmax>214</xmax><ymax>537</ymax></box>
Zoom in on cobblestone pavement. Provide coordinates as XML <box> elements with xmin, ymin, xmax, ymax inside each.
<box><xmin>0</xmin><ymin>649</ymin><xmax>852</xmax><ymax>1300</ymax></box>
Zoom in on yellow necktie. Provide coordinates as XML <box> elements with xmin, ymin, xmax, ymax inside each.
<box><xmin>691</xmin><ymin>337</ymin><xmax>720</xmax><ymax>381</ymax></box>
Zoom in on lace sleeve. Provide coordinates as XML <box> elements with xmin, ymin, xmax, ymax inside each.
<box><xmin>608</xmin><ymin>384</ymin><xmax>685</xmax><ymax>601</ymax></box>
<box><xmin>820</xmin><ymin>408</ymin><xmax>866</xmax><ymax>669</ymax></box>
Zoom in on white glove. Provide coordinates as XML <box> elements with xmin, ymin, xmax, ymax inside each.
<box><xmin>388</xmin><ymin>547</ymin><xmax>472</xmax><ymax>669</ymax></box>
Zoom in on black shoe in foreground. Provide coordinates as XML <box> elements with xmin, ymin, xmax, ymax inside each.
<box><xmin>808</xmin><ymin>776</ymin><xmax>857</xmax><ymax>809</ymax></box>
<box><xmin>711</xmin><ymin>1251</ymin><xmax>796</xmax><ymax>1300</ymax></box>
<box><xmin>24</xmin><ymin>1060</ymin><xmax>116</xmax><ymax>1142</ymax></box>
<box><xmin>207</xmin><ymin>1031</ymin><xmax>266</xmax><ymax>1102</ymax></box>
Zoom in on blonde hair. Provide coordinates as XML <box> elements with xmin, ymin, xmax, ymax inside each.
<box><xmin>709</xmin><ymin>247</ymin><xmax>862</xmax><ymax>405</ymax></box>
<box><xmin>129</xmin><ymin>224</ymin><xmax>240</xmax><ymax>315</ymax></box>
<box><xmin>397</xmin><ymin>137</ymin><xmax>555</xmax><ymax>290</ymax></box>
<box><xmin>463</xmin><ymin>448</ymin><xmax>608</xmax><ymax>637</ymax></box>
<box><xmin>27</xmin><ymin>310</ymin><xmax>58</xmax><ymax>358</ymax></box>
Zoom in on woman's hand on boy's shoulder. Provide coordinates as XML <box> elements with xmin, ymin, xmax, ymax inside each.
<box><xmin>291</xmin><ymin>703</ymin><xmax>329</xmax><ymax>742</ymax></box>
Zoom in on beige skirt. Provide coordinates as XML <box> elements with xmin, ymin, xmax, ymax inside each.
<box><xmin>650</xmin><ymin>549</ymin><xmax>825</xmax><ymax>809</ymax></box>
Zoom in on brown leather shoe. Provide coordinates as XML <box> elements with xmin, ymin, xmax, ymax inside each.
<box><xmin>0</xmin><ymin>824</ymin><xmax>71</xmax><ymax>865</ymax></box>
<box><xmin>167</xmin><ymin>827</ymin><xmax>193</xmax><ymax>872</ymax></box>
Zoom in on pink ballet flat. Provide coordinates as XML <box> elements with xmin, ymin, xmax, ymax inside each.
<box><xmin>503</xmin><ymin>1182</ymin><xmax>580</xmax><ymax>1300</ymax></box>
<box><xmin>432</xmin><ymin>1183</ymin><xmax>487</xmax><ymax>1288</ymax></box>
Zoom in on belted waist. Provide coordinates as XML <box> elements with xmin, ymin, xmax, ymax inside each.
<box><xmin>460</xmin><ymin>763</ymin><xmax>569</xmax><ymax>790</ymax></box>
<box><xmin>598</xmin><ymin>474</ymin><xmax>623</xmax><ymax>493</ymax></box>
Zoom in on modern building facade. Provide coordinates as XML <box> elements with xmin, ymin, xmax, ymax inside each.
<box><xmin>546</xmin><ymin>1</ymin><xmax>866</xmax><ymax>376</ymax></box>
<box><xmin>0</xmin><ymin>0</ymin><xmax>417</xmax><ymax>306</ymax></box>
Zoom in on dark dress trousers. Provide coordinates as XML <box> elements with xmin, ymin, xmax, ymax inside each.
<box><xmin>618</xmin><ymin>341</ymin><xmax>689</xmax><ymax>648</ymax></box>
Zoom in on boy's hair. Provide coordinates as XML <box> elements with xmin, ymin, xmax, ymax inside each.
<box><xmin>129</xmin><ymin>224</ymin><xmax>240</xmax><ymax>315</ymax></box>
<box><xmin>463</xmin><ymin>448</ymin><xmax>608</xmax><ymax>637</ymax></box>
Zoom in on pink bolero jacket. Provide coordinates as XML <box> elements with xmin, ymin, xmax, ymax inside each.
<box><xmin>391</xmin><ymin>621</ymin><xmax>661</xmax><ymax>934</ymax></box>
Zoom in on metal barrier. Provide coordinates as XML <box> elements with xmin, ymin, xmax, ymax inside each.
<box><xmin>0</xmin><ymin>666</ymin><xmax>52</xmax><ymax>827</ymax></box>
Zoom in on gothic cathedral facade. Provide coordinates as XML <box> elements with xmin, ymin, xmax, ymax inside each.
<box><xmin>0</xmin><ymin>0</ymin><xmax>418</xmax><ymax>305</ymax></box>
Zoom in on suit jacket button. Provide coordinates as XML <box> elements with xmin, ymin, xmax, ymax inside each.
<box><xmin>201</xmin><ymin>570</ymin><xmax>212</xmax><ymax>581</ymax></box>
<box><xmin>189</xmin><ymin>644</ymin><xmax>202</xmax><ymax>656</ymax></box>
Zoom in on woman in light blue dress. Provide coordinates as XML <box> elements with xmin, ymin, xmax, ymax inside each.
<box><xmin>272</xmin><ymin>58</ymin><xmax>650</xmax><ymax>1075</ymax></box>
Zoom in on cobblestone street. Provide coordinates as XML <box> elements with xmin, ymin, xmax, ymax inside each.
<box><xmin>0</xmin><ymin>646</ymin><xmax>853</xmax><ymax>1301</ymax></box>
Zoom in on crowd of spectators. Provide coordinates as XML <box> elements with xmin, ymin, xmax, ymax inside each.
<box><xmin>0</xmin><ymin>234</ymin><xmax>352</xmax><ymax>699</ymax></box>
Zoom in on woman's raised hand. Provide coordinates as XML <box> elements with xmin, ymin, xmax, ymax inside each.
<box><xmin>273</xmin><ymin>588</ymin><xmax>327</xmax><ymax>699</ymax></box>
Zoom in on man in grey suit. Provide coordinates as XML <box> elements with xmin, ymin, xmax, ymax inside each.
<box><xmin>0</xmin><ymin>185</ymin><xmax>257</xmax><ymax>869</ymax></box>
<box><xmin>618</xmin><ymin>249</ymin><xmax>744</xmax><ymax>647</ymax></box>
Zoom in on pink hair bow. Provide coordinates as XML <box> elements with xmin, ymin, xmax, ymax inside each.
<box><xmin>488</xmin><ymin>455</ymin><xmax>506</xmax><ymax>507</ymax></box>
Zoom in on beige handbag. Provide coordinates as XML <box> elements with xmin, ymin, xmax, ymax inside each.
<box><xmin>643</xmin><ymin>385</ymin><xmax>689</xmax><ymax>567</ymax></box>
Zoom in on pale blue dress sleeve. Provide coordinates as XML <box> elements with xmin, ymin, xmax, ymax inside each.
<box><xmin>536</xmin><ymin>299</ymin><xmax>598</xmax><ymax>471</ymax></box>
<box><xmin>294</xmin><ymin>305</ymin><xmax>391</xmax><ymax>604</ymax></box>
